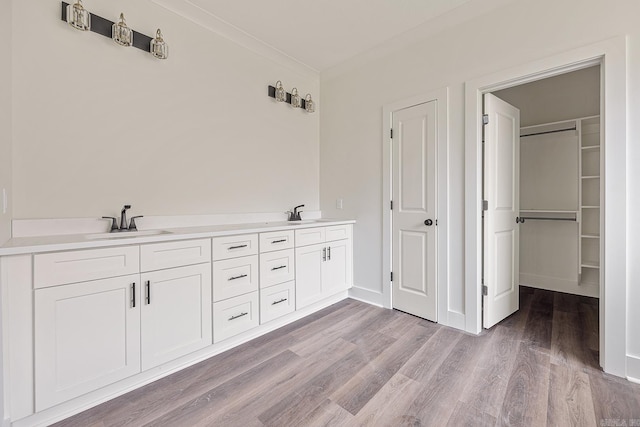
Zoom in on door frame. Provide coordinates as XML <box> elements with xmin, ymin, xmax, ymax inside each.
<box><xmin>464</xmin><ymin>37</ymin><xmax>627</xmax><ymax>377</ymax></box>
<box><xmin>382</xmin><ymin>87</ymin><xmax>453</xmax><ymax>326</ymax></box>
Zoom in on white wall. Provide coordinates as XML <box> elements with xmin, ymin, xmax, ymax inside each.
<box><xmin>320</xmin><ymin>0</ymin><xmax>640</xmax><ymax>375</ymax></box>
<box><xmin>0</xmin><ymin>2</ymin><xmax>12</xmax><ymax>422</ymax></box>
<box><xmin>0</xmin><ymin>0</ymin><xmax>12</xmax><ymax>245</ymax></box>
<box><xmin>11</xmin><ymin>1</ymin><xmax>319</xmax><ymax>220</ymax></box>
<box><xmin>494</xmin><ymin>66</ymin><xmax>600</xmax><ymax>126</ymax></box>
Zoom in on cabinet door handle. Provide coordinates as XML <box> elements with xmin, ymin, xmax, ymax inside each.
<box><xmin>271</xmin><ymin>239</ymin><xmax>286</xmax><ymax>244</ymax></box>
<box><xmin>328</xmin><ymin>246</ymin><xmax>331</xmax><ymax>260</ymax></box>
<box><xmin>145</xmin><ymin>280</ymin><xmax>151</xmax><ymax>305</ymax></box>
<box><xmin>271</xmin><ymin>265</ymin><xmax>287</xmax><ymax>271</ymax></box>
<box><xmin>228</xmin><ymin>274</ymin><xmax>248</xmax><ymax>281</ymax></box>
<box><xmin>323</xmin><ymin>247</ymin><xmax>327</xmax><ymax>261</ymax></box>
<box><xmin>131</xmin><ymin>282</ymin><xmax>136</xmax><ymax>308</ymax></box>
<box><xmin>228</xmin><ymin>244</ymin><xmax>248</xmax><ymax>250</ymax></box>
<box><xmin>229</xmin><ymin>312</ymin><xmax>248</xmax><ymax>321</ymax></box>
<box><xmin>272</xmin><ymin>298</ymin><xmax>288</xmax><ymax>305</ymax></box>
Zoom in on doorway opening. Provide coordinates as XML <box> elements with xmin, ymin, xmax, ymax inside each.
<box><xmin>482</xmin><ymin>65</ymin><xmax>602</xmax><ymax>368</ymax></box>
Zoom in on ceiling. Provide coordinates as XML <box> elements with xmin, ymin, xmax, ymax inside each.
<box><xmin>155</xmin><ymin>0</ymin><xmax>475</xmax><ymax>72</ymax></box>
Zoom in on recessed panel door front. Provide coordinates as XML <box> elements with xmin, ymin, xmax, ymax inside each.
<box><xmin>392</xmin><ymin>100</ymin><xmax>437</xmax><ymax>321</ymax></box>
<box><xmin>483</xmin><ymin>93</ymin><xmax>520</xmax><ymax>328</ymax></box>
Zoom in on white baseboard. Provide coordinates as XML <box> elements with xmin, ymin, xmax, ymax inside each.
<box><xmin>627</xmin><ymin>354</ymin><xmax>640</xmax><ymax>383</ymax></box>
<box><xmin>348</xmin><ymin>286</ymin><xmax>386</xmax><ymax>308</ymax></box>
<box><xmin>520</xmin><ymin>272</ymin><xmax>598</xmax><ymax>298</ymax></box>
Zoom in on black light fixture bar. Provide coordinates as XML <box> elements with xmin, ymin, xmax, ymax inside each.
<box><xmin>268</xmin><ymin>85</ymin><xmax>308</xmax><ymax>109</ymax></box>
<box><xmin>61</xmin><ymin>2</ymin><xmax>153</xmax><ymax>52</ymax></box>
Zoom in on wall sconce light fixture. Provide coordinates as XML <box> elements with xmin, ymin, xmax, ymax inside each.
<box><xmin>112</xmin><ymin>13</ymin><xmax>133</xmax><ymax>47</ymax></box>
<box><xmin>150</xmin><ymin>29</ymin><xmax>168</xmax><ymax>59</ymax></box>
<box><xmin>305</xmin><ymin>94</ymin><xmax>315</xmax><ymax>113</ymax></box>
<box><xmin>66</xmin><ymin>0</ymin><xmax>91</xmax><ymax>31</ymax></box>
<box><xmin>291</xmin><ymin>88</ymin><xmax>301</xmax><ymax>108</ymax></box>
<box><xmin>275</xmin><ymin>81</ymin><xmax>287</xmax><ymax>102</ymax></box>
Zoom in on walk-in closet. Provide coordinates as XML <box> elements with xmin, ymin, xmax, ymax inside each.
<box><xmin>494</xmin><ymin>65</ymin><xmax>602</xmax><ymax>298</ymax></box>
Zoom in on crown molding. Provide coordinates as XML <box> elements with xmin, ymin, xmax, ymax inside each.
<box><xmin>151</xmin><ymin>0</ymin><xmax>319</xmax><ymax>79</ymax></box>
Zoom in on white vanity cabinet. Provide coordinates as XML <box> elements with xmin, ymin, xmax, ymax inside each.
<box><xmin>259</xmin><ymin>230</ymin><xmax>296</xmax><ymax>324</ymax></box>
<box><xmin>212</xmin><ymin>234</ymin><xmax>260</xmax><ymax>343</ymax></box>
<box><xmin>139</xmin><ymin>239</ymin><xmax>212</xmax><ymax>370</ymax></box>
<box><xmin>34</xmin><ymin>247</ymin><xmax>142</xmax><ymax>411</ymax></box>
<box><xmin>295</xmin><ymin>225</ymin><xmax>352</xmax><ymax>310</ymax></box>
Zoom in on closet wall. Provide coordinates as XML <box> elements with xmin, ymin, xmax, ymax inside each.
<box><xmin>494</xmin><ymin>66</ymin><xmax>601</xmax><ymax>298</ymax></box>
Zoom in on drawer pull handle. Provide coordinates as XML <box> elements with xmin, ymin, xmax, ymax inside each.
<box><xmin>272</xmin><ymin>298</ymin><xmax>288</xmax><ymax>305</ymax></box>
<box><xmin>271</xmin><ymin>239</ymin><xmax>286</xmax><ymax>244</ymax></box>
<box><xmin>271</xmin><ymin>265</ymin><xmax>287</xmax><ymax>271</ymax></box>
<box><xmin>131</xmin><ymin>283</ymin><xmax>136</xmax><ymax>308</ymax></box>
<box><xmin>327</xmin><ymin>246</ymin><xmax>331</xmax><ymax>261</ymax></box>
<box><xmin>145</xmin><ymin>281</ymin><xmax>151</xmax><ymax>304</ymax></box>
<box><xmin>229</xmin><ymin>274</ymin><xmax>248</xmax><ymax>281</ymax></box>
<box><xmin>229</xmin><ymin>312</ymin><xmax>248</xmax><ymax>321</ymax></box>
<box><xmin>228</xmin><ymin>244</ymin><xmax>248</xmax><ymax>250</ymax></box>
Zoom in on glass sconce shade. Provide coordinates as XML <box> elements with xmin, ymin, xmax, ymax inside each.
<box><xmin>275</xmin><ymin>81</ymin><xmax>286</xmax><ymax>102</ymax></box>
<box><xmin>305</xmin><ymin>94</ymin><xmax>315</xmax><ymax>113</ymax></box>
<box><xmin>150</xmin><ymin>29</ymin><xmax>168</xmax><ymax>59</ymax></box>
<box><xmin>66</xmin><ymin>0</ymin><xmax>91</xmax><ymax>31</ymax></box>
<box><xmin>112</xmin><ymin>13</ymin><xmax>133</xmax><ymax>47</ymax></box>
<box><xmin>291</xmin><ymin>88</ymin><xmax>301</xmax><ymax>108</ymax></box>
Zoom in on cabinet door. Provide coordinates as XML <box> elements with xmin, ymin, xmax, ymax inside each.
<box><xmin>140</xmin><ymin>264</ymin><xmax>212</xmax><ymax>370</ymax></box>
<box><xmin>35</xmin><ymin>275</ymin><xmax>141</xmax><ymax>411</ymax></box>
<box><xmin>295</xmin><ymin>243</ymin><xmax>325</xmax><ymax>309</ymax></box>
<box><xmin>323</xmin><ymin>239</ymin><xmax>352</xmax><ymax>297</ymax></box>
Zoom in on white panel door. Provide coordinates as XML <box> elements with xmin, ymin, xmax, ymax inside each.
<box><xmin>483</xmin><ymin>93</ymin><xmax>520</xmax><ymax>328</ymax></box>
<box><xmin>392</xmin><ymin>101</ymin><xmax>438</xmax><ymax>321</ymax></box>
<box><xmin>35</xmin><ymin>275</ymin><xmax>141</xmax><ymax>411</ymax></box>
<box><xmin>323</xmin><ymin>239</ymin><xmax>352</xmax><ymax>297</ymax></box>
<box><xmin>140</xmin><ymin>264</ymin><xmax>212</xmax><ymax>370</ymax></box>
<box><xmin>295</xmin><ymin>243</ymin><xmax>324</xmax><ymax>309</ymax></box>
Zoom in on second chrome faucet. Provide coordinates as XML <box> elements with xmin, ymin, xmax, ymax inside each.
<box><xmin>103</xmin><ymin>205</ymin><xmax>144</xmax><ymax>232</ymax></box>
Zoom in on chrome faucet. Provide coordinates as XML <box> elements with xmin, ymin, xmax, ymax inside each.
<box><xmin>288</xmin><ymin>204</ymin><xmax>305</xmax><ymax>221</ymax></box>
<box><xmin>120</xmin><ymin>205</ymin><xmax>131</xmax><ymax>230</ymax></box>
<box><xmin>102</xmin><ymin>205</ymin><xmax>143</xmax><ymax>232</ymax></box>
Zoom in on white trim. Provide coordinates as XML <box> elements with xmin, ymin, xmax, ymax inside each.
<box><xmin>150</xmin><ymin>0</ymin><xmax>318</xmax><ymax>78</ymax></box>
<box><xmin>382</xmin><ymin>88</ymin><xmax>450</xmax><ymax>325</ymax></box>
<box><xmin>627</xmin><ymin>355</ymin><xmax>640</xmax><ymax>383</ymax></box>
<box><xmin>348</xmin><ymin>286</ymin><xmax>386</xmax><ymax>307</ymax></box>
<box><xmin>464</xmin><ymin>37</ymin><xmax>627</xmax><ymax>377</ymax></box>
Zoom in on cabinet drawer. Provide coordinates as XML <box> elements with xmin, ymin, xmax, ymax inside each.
<box><xmin>213</xmin><ymin>291</ymin><xmax>259</xmax><ymax>343</ymax></box>
<box><xmin>34</xmin><ymin>246</ymin><xmax>140</xmax><ymax>288</ymax></box>
<box><xmin>326</xmin><ymin>225</ymin><xmax>351</xmax><ymax>242</ymax></box>
<box><xmin>295</xmin><ymin>227</ymin><xmax>326</xmax><ymax>247</ymax></box>
<box><xmin>259</xmin><ymin>249</ymin><xmax>294</xmax><ymax>288</ymax></box>
<box><xmin>212</xmin><ymin>234</ymin><xmax>258</xmax><ymax>261</ymax></box>
<box><xmin>212</xmin><ymin>255</ymin><xmax>258</xmax><ymax>302</ymax></box>
<box><xmin>259</xmin><ymin>230</ymin><xmax>294</xmax><ymax>253</ymax></box>
<box><xmin>140</xmin><ymin>239</ymin><xmax>211</xmax><ymax>272</ymax></box>
<box><xmin>260</xmin><ymin>281</ymin><xmax>295</xmax><ymax>324</ymax></box>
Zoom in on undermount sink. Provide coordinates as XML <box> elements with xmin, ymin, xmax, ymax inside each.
<box><xmin>85</xmin><ymin>230</ymin><xmax>172</xmax><ymax>240</ymax></box>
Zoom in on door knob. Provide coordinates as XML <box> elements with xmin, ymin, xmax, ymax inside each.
<box><xmin>424</xmin><ymin>219</ymin><xmax>433</xmax><ymax>226</ymax></box>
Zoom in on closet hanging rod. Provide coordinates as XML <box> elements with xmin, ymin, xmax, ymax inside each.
<box><xmin>519</xmin><ymin>216</ymin><xmax>576</xmax><ymax>222</ymax></box>
<box><xmin>521</xmin><ymin>126</ymin><xmax>577</xmax><ymax>138</ymax></box>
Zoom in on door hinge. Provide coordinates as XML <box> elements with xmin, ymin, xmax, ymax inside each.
<box><xmin>390</xmin><ymin>200</ymin><xmax>393</xmax><ymax>210</ymax></box>
<box><xmin>482</xmin><ymin>285</ymin><xmax>488</xmax><ymax>296</ymax></box>
<box><xmin>483</xmin><ymin>200</ymin><xmax>488</xmax><ymax>211</ymax></box>
<box><xmin>390</xmin><ymin>272</ymin><xmax>393</xmax><ymax>282</ymax></box>
<box><xmin>482</xmin><ymin>114</ymin><xmax>489</xmax><ymax>125</ymax></box>
<box><xmin>390</xmin><ymin>128</ymin><xmax>393</xmax><ymax>139</ymax></box>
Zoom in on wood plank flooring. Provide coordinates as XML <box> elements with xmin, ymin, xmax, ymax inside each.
<box><xmin>54</xmin><ymin>287</ymin><xmax>640</xmax><ymax>427</ymax></box>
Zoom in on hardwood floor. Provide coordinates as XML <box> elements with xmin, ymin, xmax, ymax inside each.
<box><xmin>54</xmin><ymin>287</ymin><xmax>640</xmax><ymax>426</ymax></box>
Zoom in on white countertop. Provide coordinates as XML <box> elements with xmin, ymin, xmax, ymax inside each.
<box><xmin>0</xmin><ymin>219</ymin><xmax>356</xmax><ymax>256</ymax></box>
